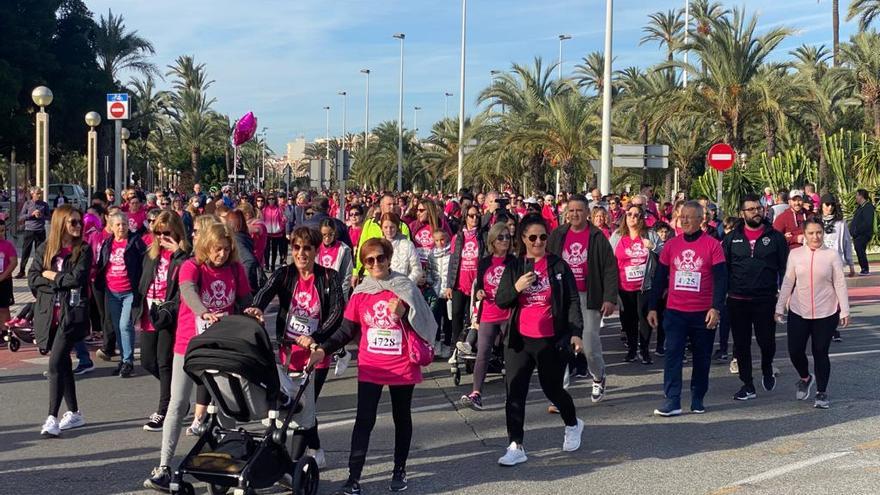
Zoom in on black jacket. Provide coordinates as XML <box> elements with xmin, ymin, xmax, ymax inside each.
<box><xmin>131</xmin><ymin>248</ymin><xmax>190</xmax><ymax>326</ymax></box>
<box><xmin>494</xmin><ymin>254</ymin><xmax>583</xmax><ymax>351</ymax></box>
<box><xmin>473</xmin><ymin>253</ymin><xmax>517</xmax><ymax>322</ymax></box>
<box><xmin>251</xmin><ymin>264</ymin><xmax>344</xmax><ymax>343</ymax></box>
<box><xmin>304</xmin><ymin>212</ymin><xmax>353</xmax><ymax>248</ymax></box>
<box><xmin>445</xmin><ymin>227</ymin><xmax>487</xmax><ymax>292</ymax></box>
<box><xmin>850</xmin><ymin>201</ymin><xmax>876</xmax><ymax>240</ymax></box>
<box><xmin>547</xmin><ymin>222</ymin><xmax>619</xmax><ymax>310</ymax></box>
<box><xmin>233</xmin><ymin>231</ymin><xmax>262</xmax><ymax>295</ymax></box>
<box><xmin>722</xmin><ymin>221</ymin><xmax>788</xmax><ymax>301</ymax></box>
<box><xmin>27</xmin><ymin>243</ymin><xmax>92</xmax><ymax>349</ymax></box>
<box><xmin>95</xmin><ymin>233</ymin><xmax>146</xmax><ymax>299</ymax></box>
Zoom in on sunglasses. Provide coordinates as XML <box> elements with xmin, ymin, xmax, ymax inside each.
<box><xmin>526</xmin><ymin>234</ymin><xmax>548</xmax><ymax>242</ymax></box>
<box><xmin>364</xmin><ymin>254</ymin><xmax>388</xmax><ymax>267</ymax></box>
<box><xmin>417</xmin><ymin>208</ymin><xmax>426</xmax><ymax>213</ymax></box>
<box><xmin>626</xmin><ymin>212</ymin><xmax>641</xmax><ymax>218</ymax></box>
<box><xmin>496</xmin><ymin>234</ymin><xmax>511</xmax><ymax>241</ymax></box>
<box><xmin>68</xmin><ymin>219</ymin><xmax>82</xmax><ymax>227</ymax></box>
<box><xmin>467</xmin><ymin>213</ymin><xmax>479</xmax><ymax>218</ymax></box>
<box><xmin>292</xmin><ymin>243</ymin><xmax>314</xmax><ymax>252</ymax></box>
<box><xmin>156</xmin><ymin>230</ymin><xmax>173</xmax><ymax>237</ymax></box>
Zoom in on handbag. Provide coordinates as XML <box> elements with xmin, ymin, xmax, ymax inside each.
<box><xmin>149</xmin><ymin>258</ymin><xmax>181</xmax><ymax>331</ymax></box>
<box><xmin>402</xmin><ymin>321</ymin><xmax>434</xmax><ymax>367</ymax></box>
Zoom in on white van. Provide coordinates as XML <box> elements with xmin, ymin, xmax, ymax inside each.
<box><xmin>48</xmin><ymin>184</ymin><xmax>88</xmax><ymax>210</ymax></box>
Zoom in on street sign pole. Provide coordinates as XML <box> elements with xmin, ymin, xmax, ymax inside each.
<box><xmin>114</xmin><ymin>119</ymin><xmax>122</xmax><ymax>196</ymax></box>
<box><xmin>717</xmin><ymin>171</ymin><xmax>723</xmax><ymax>210</ymax></box>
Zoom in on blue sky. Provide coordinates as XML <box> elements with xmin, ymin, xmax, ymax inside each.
<box><xmin>85</xmin><ymin>0</ymin><xmax>858</xmax><ymax>155</ymax></box>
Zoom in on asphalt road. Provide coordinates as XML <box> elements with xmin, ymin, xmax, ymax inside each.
<box><xmin>2</xmin><ymin>276</ymin><xmax>880</xmax><ymax>495</ymax></box>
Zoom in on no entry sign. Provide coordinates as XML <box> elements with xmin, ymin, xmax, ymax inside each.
<box><xmin>106</xmin><ymin>93</ymin><xmax>129</xmax><ymax>120</ymax></box>
<box><xmin>707</xmin><ymin>143</ymin><xmax>736</xmax><ymax>171</ymax></box>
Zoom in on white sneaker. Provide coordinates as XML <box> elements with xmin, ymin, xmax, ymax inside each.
<box><xmin>456</xmin><ymin>341</ymin><xmax>473</xmax><ymax>355</ymax></box>
<box><xmin>59</xmin><ymin>411</ymin><xmax>85</xmax><ymax>430</ymax></box>
<box><xmin>40</xmin><ymin>415</ymin><xmax>60</xmax><ymax>437</ymax></box>
<box><xmin>185</xmin><ymin>418</ymin><xmax>202</xmax><ymax>436</ymax></box>
<box><xmin>498</xmin><ymin>442</ymin><xmax>528</xmax><ymax>466</ymax></box>
<box><xmin>562</xmin><ymin>418</ymin><xmax>584</xmax><ymax>452</ymax></box>
<box><xmin>729</xmin><ymin>358</ymin><xmax>739</xmax><ymax>375</ymax></box>
<box><xmin>447</xmin><ymin>348</ymin><xmax>458</xmax><ymax>365</ymax></box>
<box><xmin>334</xmin><ymin>349</ymin><xmax>351</xmax><ymax>377</ymax></box>
<box><xmin>306</xmin><ymin>448</ymin><xmax>327</xmax><ymax>469</ymax></box>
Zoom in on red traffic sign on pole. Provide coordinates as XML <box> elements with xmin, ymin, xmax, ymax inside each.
<box><xmin>109</xmin><ymin>102</ymin><xmax>126</xmax><ymax>119</ymax></box>
<box><xmin>707</xmin><ymin>143</ymin><xmax>736</xmax><ymax>171</ymax></box>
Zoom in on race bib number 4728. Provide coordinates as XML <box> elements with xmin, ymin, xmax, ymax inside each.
<box><xmin>366</xmin><ymin>327</ymin><xmax>403</xmax><ymax>355</ymax></box>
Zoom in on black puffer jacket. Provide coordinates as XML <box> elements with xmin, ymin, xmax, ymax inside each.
<box><xmin>27</xmin><ymin>243</ymin><xmax>93</xmax><ymax>349</ymax></box>
<box><xmin>722</xmin><ymin>221</ymin><xmax>788</xmax><ymax>301</ymax></box>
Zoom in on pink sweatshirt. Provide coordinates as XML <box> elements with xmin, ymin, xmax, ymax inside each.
<box><xmin>776</xmin><ymin>245</ymin><xmax>850</xmax><ymax>320</ymax></box>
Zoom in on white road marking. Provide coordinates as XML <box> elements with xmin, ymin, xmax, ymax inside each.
<box><xmin>726</xmin><ymin>451</ymin><xmax>852</xmax><ymax>487</ymax></box>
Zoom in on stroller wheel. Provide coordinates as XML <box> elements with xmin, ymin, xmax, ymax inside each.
<box><xmin>39</xmin><ymin>348</ymin><xmax>49</xmax><ymax>356</ymax></box>
<box><xmin>8</xmin><ymin>337</ymin><xmax>20</xmax><ymax>352</ymax></box>
<box><xmin>174</xmin><ymin>481</ymin><xmax>195</xmax><ymax>495</ymax></box>
<box><xmin>453</xmin><ymin>369</ymin><xmax>461</xmax><ymax>386</ymax></box>
<box><xmin>292</xmin><ymin>455</ymin><xmax>319</xmax><ymax>495</ymax></box>
<box><xmin>207</xmin><ymin>483</ymin><xmax>229</xmax><ymax>495</ymax></box>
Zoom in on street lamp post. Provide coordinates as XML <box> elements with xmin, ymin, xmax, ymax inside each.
<box><xmin>393</xmin><ymin>33</ymin><xmax>405</xmax><ymax>191</ymax></box>
<box><xmin>456</xmin><ymin>0</ymin><xmax>468</xmax><ymax>192</ymax></box>
<box><xmin>360</xmin><ymin>69</ymin><xmax>370</xmax><ymax>151</ymax></box>
<box><xmin>120</xmin><ymin>127</ymin><xmax>130</xmax><ymax>187</ymax></box>
<box><xmin>599</xmin><ymin>0</ymin><xmax>614</xmax><ymax>195</ymax></box>
<box><xmin>444</xmin><ymin>92</ymin><xmax>453</xmax><ymax>120</ymax></box>
<box><xmin>338</xmin><ymin>91</ymin><xmax>347</xmax><ymax>151</ymax></box>
<box><xmin>413</xmin><ymin>106</ymin><xmax>422</xmax><ymax>135</ymax></box>
<box><xmin>323</xmin><ymin>106</ymin><xmax>331</xmax><ymax>161</ymax></box>
<box><xmin>558</xmin><ymin>34</ymin><xmax>572</xmax><ymax>80</ymax></box>
<box><xmin>85</xmin><ymin>111</ymin><xmax>101</xmax><ymax>196</ymax></box>
<box><xmin>32</xmin><ymin>86</ymin><xmax>52</xmax><ymax>201</ymax></box>
<box><xmin>683</xmin><ymin>0</ymin><xmax>689</xmax><ymax>88</ymax></box>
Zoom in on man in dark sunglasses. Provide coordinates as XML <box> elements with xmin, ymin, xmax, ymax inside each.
<box><xmin>547</xmin><ymin>193</ymin><xmax>618</xmax><ymax>403</ymax></box>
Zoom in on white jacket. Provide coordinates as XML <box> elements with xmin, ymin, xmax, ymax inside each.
<box><xmin>390</xmin><ymin>236</ymin><xmax>422</xmax><ymax>283</ymax></box>
<box><xmin>428</xmin><ymin>245</ymin><xmax>452</xmax><ymax>297</ymax></box>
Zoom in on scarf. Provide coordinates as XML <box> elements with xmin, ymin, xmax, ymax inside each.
<box><xmin>353</xmin><ymin>272</ymin><xmax>438</xmax><ymax>343</ymax></box>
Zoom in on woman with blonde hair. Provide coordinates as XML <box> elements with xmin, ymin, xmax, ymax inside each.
<box><xmin>29</xmin><ymin>205</ymin><xmax>92</xmax><ymax>437</ymax></box>
<box><xmin>134</xmin><ymin>211</ymin><xmax>191</xmax><ymax>432</ymax></box>
<box><xmin>144</xmin><ymin>222</ymin><xmax>252</xmax><ymax>492</ymax></box>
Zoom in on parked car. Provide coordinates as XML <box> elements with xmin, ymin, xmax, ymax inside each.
<box><xmin>48</xmin><ymin>183</ymin><xmax>88</xmax><ymax>210</ymax></box>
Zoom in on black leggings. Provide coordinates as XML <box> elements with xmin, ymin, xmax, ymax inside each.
<box><xmin>788</xmin><ymin>311</ymin><xmax>839</xmax><ymax>393</ymax></box>
<box><xmin>265</xmin><ymin>236</ymin><xmax>287</xmax><ymax>270</ymax></box>
<box><xmin>433</xmin><ymin>298</ymin><xmax>452</xmax><ymax>345</ymax></box>
<box><xmin>290</xmin><ymin>368</ymin><xmax>329</xmax><ymax>454</ymax></box>
<box><xmin>347</xmin><ymin>381</ymin><xmax>414</xmax><ymax>482</ymax></box>
<box><xmin>47</xmin><ymin>327</ymin><xmax>78</xmax><ymax>417</ymax></box>
<box><xmin>473</xmin><ymin>321</ymin><xmax>503</xmax><ymax>393</ymax></box>
<box><xmin>449</xmin><ymin>289</ymin><xmax>471</xmax><ymax>345</ymax></box>
<box><xmin>505</xmin><ymin>336</ymin><xmax>577</xmax><ymax>445</ymax></box>
<box><xmin>619</xmin><ymin>290</ymin><xmax>651</xmax><ymax>353</ymax></box>
<box><xmin>141</xmin><ymin>329</ymin><xmax>175</xmax><ymax>415</ymax></box>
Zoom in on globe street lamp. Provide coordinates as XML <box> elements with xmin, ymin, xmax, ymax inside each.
<box><xmin>393</xmin><ymin>32</ymin><xmax>405</xmax><ymax>191</ymax></box>
<box><xmin>85</xmin><ymin>111</ymin><xmax>101</xmax><ymax>195</ymax></box>
<box><xmin>413</xmin><ymin>106</ymin><xmax>422</xmax><ymax>135</ymax></box>
<box><xmin>32</xmin><ymin>86</ymin><xmax>53</xmax><ymax>201</ymax></box>
<box><xmin>120</xmin><ymin>127</ymin><xmax>130</xmax><ymax>187</ymax></box>
<box><xmin>558</xmin><ymin>34</ymin><xmax>572</xmax><ymax>80</ymax></box>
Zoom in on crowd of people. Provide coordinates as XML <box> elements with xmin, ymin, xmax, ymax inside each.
<box><xmin>14</xmin><ymin>179</ymin><xmax>869</xmax><ymax>495</ymax></box>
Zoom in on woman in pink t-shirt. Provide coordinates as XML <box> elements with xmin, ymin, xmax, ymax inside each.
<box><xmin>144</xmin><ymin>222</ymin><xmax>252</xmax><ymax>492</ymax></box>
<box><xmin>305</xmin><ymin>237</ymin><xmax>436</xmax><ymax>494</ymax></box>
<box><xmin>460</xmin><ymin>223</ymin><xmax>515</xmax><ymax>410</ymax></box>
<box><xmin>261</xmin><ymin>195</ymin><xmax>287</xmax><ymax>271</ymax></box>
<box><xmin>493</xmin><ymin>213</ymin><xmax>585</xmax><ymax>467</ymax></box>
<box><xmin>444</xmin><ymin>205</ymin><xmax>484</xmax><ymax>359</ymax></box>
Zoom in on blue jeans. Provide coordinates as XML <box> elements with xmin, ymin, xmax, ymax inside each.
<box><xmin>662</xmin><ymin>309</ymin><xmax>716</xmax><ymax>407</ymax></box>
<box><xmin>74</xmin><ymin>341</ymin><xmax>92</xmax><ymax>366</ymax></box>
<box><xmin>108</xmin><ymin>291</ymin><xmax>135</xmax><ymax>364</ymax></box>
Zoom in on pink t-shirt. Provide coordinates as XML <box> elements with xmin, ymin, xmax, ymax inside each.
<box><xmin>562</xmin><ymin>227</ymin><xmax>590</xmax><ymax>292</ymax></box>
<box><xmin>480</xmin><ymin>256</ymin><xmax>510</xmax><ymax>323</ymax></box>
<box><xmin>412</xmin><ymin>224</ymin><xmax>435</xmax><ymax>265</ymax></box>
<box><xmin>615</xmin><ymin>235</ymin><xmax>650</xmax><ymax>292</ymax></box>
<box><xmin>174</xmin><ymin>259</ymin><xmax>251</xmax><ymax>355</ymax></box>
<box><xmin>128</xmin><ymin>209</ymin><xmax>147</xmax><ymax>233</ymax></box>
<box><xmin>51</xmin><ymin>247</ymin><xmax>72</xmax><ymax>325</ymax></box>
<box><xmin>248</xmin><ymin>220</ymin><xmax>268</xmax><ymax>266</ymax></box>
<box><xmin>343</xmin><ymin>291</ymin><xmax>422</xmax><ymax>385</ymax></box>
<box><xmin>318</xmin><ymin>242</ymin><xmax>342</xmax><ymax>270</ymax></box>
<box><xmin>456</xmin><ymin>229</ymin><xmax>480</xmax><ymax>293</ymax></box>
<box><xmin>518</xmin><ymin>257</ymin><xmax>554</xmax><ymax>338</ymax></box>
<box><xmin>280</xmin><ymin>275</ymin><xmax>331</xmax><ymax>371</ymax></box>
<box><xmin>106</xmin><ymin>239</ymin><xmax>132</xmax><ymax>293</ymax></box>
<box><xmin>262</xmin><ymin>206</ymin><xmax>285</xmax><ymax>236</ymax></box>
<box><xmin>141</xmin><ymin>249</ymin><xmax>174</xmax><ymax>332</ymax></box>
<box><xmin>744</xmin><ymin>226</ymin><xmax>762</xmax><ymax>253</ymax></box>
<box><xmin>0</xmin><ymin>239</ymin><xmax>17</xmax><ymax>273</ymax></box>
<box><xmin>349</xmin><ymin>226</ymin><xmax>362</xmax><ymax>249</ymax></box>
<box><xmin>659</xmin><ymin>233</ymin><xmax>725</xmax><ymax>313</ymax></box>
<box><xmin>141</xmin><ymin>232</ymin><xmax>154</xmax><ymax>248</ymax></box>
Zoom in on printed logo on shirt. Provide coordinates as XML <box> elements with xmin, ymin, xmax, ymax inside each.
<box><xmin>128</xmin><ymin>217</ymin><xmax>138</xmax><ymax>232</ymax></box>
<box><xmin>673</xmin><ymin>249</ymin><xmax>704</xmax><ymax>272</ymax></box>
<box><xmin>462</xmin><ymin>240</ymin><xmax>479</xmax><ymax>261</ymax></box>
<box><xmin>486</xmin><ymin>265</ymin><xmax>505</xmax><ymax>288</ymax></box>
<box><xmin>625</xmin><ymin>241</ymin><xmax>649</xmax><ymax>260</ymax></box>
<box><xmin>762</xmin><ymin>237</ymin><xmax>770</xmax><ymax>246</ymax></box>
<box><xmin>563</xmin><ymin>242</ymin><xmax>587</xmax><ymax>266</ymax></box>
<box><xmin>109</xmin><ymin>247</ymin><xmax>126</xmax><ymax>272</ymax></box>
<box><xmin>201</xmin><ymin>279</ymin><xmax>234</xmax><ymax>310</ymax></box>
<box><xmin>415</xmin><ymin>228</ymin><xmax>433</xmax><ymax>247</ymax></box>
<box><xmin>523</xmin><ymin>268</ymin><xmax>551</xmax><ymax>305</ymax></box>
<box><xmin>320</xmin><ymin>254</ymin><xmax>334</xmax><ymax>267</ymax></box>
<box><xmin>155</xmin><ymin>256</ymin><xmax>170</xmax><ymax>284</ymax></box>
<box><xmin>363</xmin><ymin>300</ymin><xmax>401</xmax><ymax>329</ymax></box>
<box><xmin>293</xmin><ymin>289</ymin><xmax>318</xmax><ymax>318</ymax></box>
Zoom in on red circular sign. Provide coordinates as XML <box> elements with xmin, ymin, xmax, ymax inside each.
<box><xmin>707</xmin><ymin>143</ymin><xmax>736</xmax><ymax>171</ymax></box>
<box><xmin>109</xmin><ymin>102</ymin><xmax>125</xmax><ymax>118</ymax></box>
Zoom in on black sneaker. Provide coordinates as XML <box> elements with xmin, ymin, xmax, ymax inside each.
<box><xmin>390</xmin><ymin>468</ymin><xmax>408</xmax><ymax>492</ymax></box>
<box><xmin>690</xmin><ymin>399</ymin><xmax>706</xmax><ymax>414</ymax></box>
<box><xmin>796</xmin><ymin>375</ymin><xmax>814</xmax><ymax>400</ymax></box>
<box><xmin>112</xmin><ymin>362</ymin><xmax>123</xmax><ymax>376</ymax></box>
<box><xmin>640</xmin><ymin>352</ymin><xmax>653</xmax><ymax>365</ymax></box>
<box><xmin>338</xmin><ymin>480</ymin><xmax>361</xmax><ymax>495</ymax></box>
<box><xmin>814</xmin><ymin>392</ymin><xmax>830</xmax><ymax>409</ymax></box>
<box><xmin>734</xmin><ymin>385</ymin><xmax>756</xmax><ymax>401</ymax></box>
<box><xmin>624</xmin><ymin>349</ymin><xmax>638</xmax><ymax>362</ymax></box>
<box><xmin>119</xmin><ymin>362</ymin><xmax>134</xmax><ymax>378</ymax></box>
<box><xmin>762</xmin><ymin>374</ymin><xmax>777</xmax><ymax>392</ymax></box>
<box><xmin>832</xmin><ymin>332</ymin><xmax>842</xmax><ymax>343</ymax></box>
<box><xmin>654</xmin><ymin>347</ymin><xmax>665</xmax><ymax>357</ymax></box>
<box><xmin>711</xmin><ymin>350</ymin><xmax>728</xmax><ymax>361</ymax></box>
<box><xmin>143</xmin><ymin>465</ymin><xmax>170</xmax><ymax>492</ymax></box>
<box><xmin>73</xmin><ymin>361</ymin><xmax>95</xmax><ymax>375</ymax></box>
<box><xmin>144</xmin><ymin>413</ymin><xmax>165</xmax><ymax>432</ymax></box>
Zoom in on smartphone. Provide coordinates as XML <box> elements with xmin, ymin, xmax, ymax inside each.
<box><xmin>524</xmin><ymin>257</ymin><xmax>535</xmax><ymax>275</ymax></box>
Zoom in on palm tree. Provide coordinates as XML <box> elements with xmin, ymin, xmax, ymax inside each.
<box><xmin>833</xmin><ymin>0</ymin><xmax>841</xmax><ymax>65</ymax></box>
<box><xmin>94</xmin><ymin>9</ymin><xmax>158</xmax><ymax>83</ymax></box>
<box><xmin>165</xmin><ymin>56</ymin><xmax>219</xmax><ymax>183</ymax></box>
<box><xmin>574</xmin><ymin>52</ymin><xmax>617</xmax><ymax>96</ymax></box>
<box><xmin>847</xmin><ymin>0</ymin><xmax>880</xmax><ymax>31</ymax></box>
<box><xmin>840</xmin><ymin>31</ymin><xmax>880</xmax><ymax>138</ymax></box>
<box><xmin>640</xmin><ymin>9</ymin><xmax>684</xmax><ymax>62</ymax></box>
<box><xmin>751</xmin><ymin>64</ymin><xmax>802</xmax><ymax>157</ymax></box>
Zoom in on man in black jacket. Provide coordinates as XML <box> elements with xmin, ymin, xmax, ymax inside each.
<box><xmin>722</xmin><ymin>194</ymin><xmax>788</xmax><ymax>401</ymax></box>
<box><xmin>548</xmin><ymin>194</ymin><xmax>618</xmax><ymax>403</ymax></box>
<box><xmin>850</xmin><ymin>189</ymin><xmax>875</xmax><ymax>275</ymax></box>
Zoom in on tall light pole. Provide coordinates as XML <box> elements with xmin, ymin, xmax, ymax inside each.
<box><xmin>120</xmin><ymin>127</ymin><xmax>130</xmax><ymax>187</ymax></box>
<box><xmin>444</xmin><ymin>92</ymin><xmax>453</xmax><ymax>120</ymax></box>
<box><xmin>393</xmin><ymin>33</ymin><xmax>405</xmax><ymax>191</ymax></box>
<box><xmin>260</xmin><ymin>127</ymin><xmax>268</xmax><ymax>189</ymax></box>
<box><xmin>558</xmin><ymin>34</ymin><xmax>572</xmax><ymax>80</ymax></box>
<box><xmin>360</xmin><ymin>69</ymin><xmax>370</xmax><ymax>150</ymax></box>
<box><xmin>338</xmin><ymin>91</ymin><xmax>347</xmax><ymax>151</ymax></box>
<box><xmin>85</xmin><ymin>111</ymin><xmax>100</xmax><ymax>196</ymax></box>
<box><xmin>456</xmin><ymin>0</ymin><xmax>467</xmax><ymax>192</ymax></box>
<box><xmin>323</xmin><ymin>106</ymin><xmax>331</xmax><ymax>161</ymax></box>
<box><xmin>32</xmin><ymin>86</ymin><xmax>52</xmax><ymax>201</ymax></box>
<box><xmin>683</xmin><ymin>0</ymin><xmax>689</xmax><ymax>88</ymax></box>
<box><xmin>599</xmin><ymin>0</ymin><xmax>613</xmax><ymax>195</ymax></box>
<box><xmin>413</xmin><ymin>106</ymin><xmax>422</xmax><ymax>134</ymax></box>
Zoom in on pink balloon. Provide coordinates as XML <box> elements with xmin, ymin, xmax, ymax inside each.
<box><xmin>233</xmin><ymin>111</ymin><xmax>258</xmax><ymax>147</ymax></box>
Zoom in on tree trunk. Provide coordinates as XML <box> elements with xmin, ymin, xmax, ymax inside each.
<box><xmin>560</xmin><ymin>159</ymin><xmax>577</xmax><ymax>194</ymax></box>
<box><xmin>815</xmin><ymin>125</ymin><xmax>828</xmax><ymax>192</ymax></box>
<box><xmin>765</xmin><ymin>120</ymin><xmax>777</xmax><ymax>158</ymax></box>
<box><xmin>873</xmin><ymin>99</ymin><xmax>880</xmax><ymax>139</ymax></box>
<box><xmin>833</xmin><ymin>0</ymin><xmax>840</xmax><ymax>66</ymax></box>
<box><xmin>191</xmin><ymin>146</ymin><xmax>201</xmax><ymax>185</ymax></box>
<box><xmin>528</xmin><ymin>150</ymin><xmax>547</xmax><ymax>195</ymax></box>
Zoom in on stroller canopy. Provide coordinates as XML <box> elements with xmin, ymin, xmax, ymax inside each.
<box><xmin>184</xmin><ymin>315</ymin><xmax>280</xmax><ymax>401</ymax></box>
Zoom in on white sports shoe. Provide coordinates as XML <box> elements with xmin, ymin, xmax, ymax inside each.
<box><xmin>562</xmin><ymin>418</ymin><xmax>584</xmax><ymax>452</ymax></box>
<box><xmin>498</xmin><ymin>442</ymin><xmax>528</xmax><ymax>466</ymax></box>
<box><xmin>40</xmin><ymin>415</ymin><xmax>60</xmax><ymax>437</ymax></box>
<box><xmin>59</xmin><ymin>411</ymin><xmax>85</xmax><ymax>430</ymax></box>
<box><xmin>306</xmin><ymin>448</ymin><xmax>327</xmax><ymax>469</ymax></box>
<box><xmin>447</xmin><ymin>348</ymin><xmax>458</xmax><ymax>365</ymax></box>
<box><xmin>334</xmin><ymin>349</ymin><xmax>351</xmax><ymax>377</ymax></box>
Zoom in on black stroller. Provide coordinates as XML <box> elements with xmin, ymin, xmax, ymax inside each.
<box><xmin>4</xmin><ymin>303</ymin><xmax>48</xmax><ymax>354</ymax></box>
<box><xmin>175</xmin><ymin>315</ymin><xmax>319</xmax><ymax>495</ymax></box>
<box><xmin>451</xmin><ymin>301</ymin><xmax>505</xmax><ymax>386</ymax></box>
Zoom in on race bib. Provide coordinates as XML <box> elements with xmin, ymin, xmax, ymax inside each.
<box><xmin>367</xmin><ymin>327</ymin><xmax>403</xmax><ymax>355</ymax></box>
<box><xmin>625</xmin><ymin>263</ymin><xmax>646</xmax><ymax>282</ymax></box>
<box><xmin>674</xmin><ymin>270</ymin><xmax>701</xmax><ymax>292</ymax></box>
<box><xmin>287</xmin><ymin>314</ymin><xmax>318</xmax><ymax>337</ymax></box>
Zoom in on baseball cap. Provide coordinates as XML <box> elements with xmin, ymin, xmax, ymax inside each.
<box><xmin>789</xmin><ymin>189</ymin><xmax>804</xmax><ymax>199</ymax></box>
